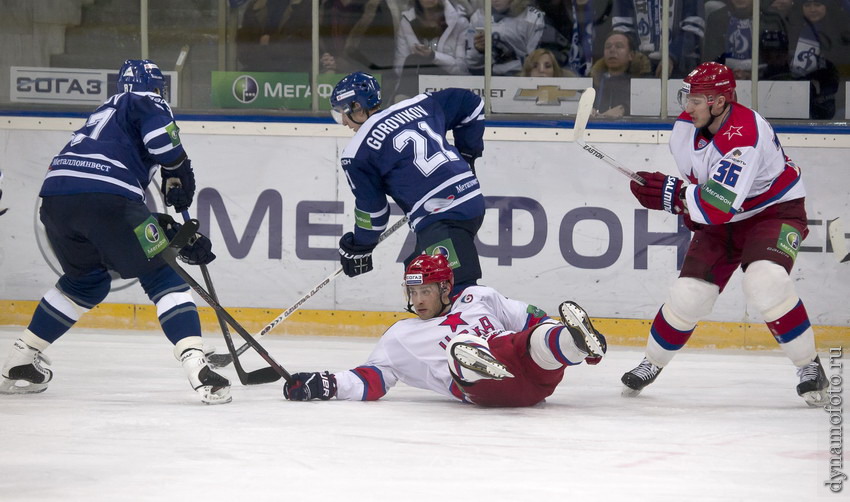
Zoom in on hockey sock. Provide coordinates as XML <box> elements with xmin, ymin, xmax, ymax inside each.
<box><xmin>140</xmin><ymin>266</ymin><xmax>202</xmax><ymax>345</ymax></box>
<box><xmin>156</xmin><ymin>290</ymin><xmax>202</xmax><ymax>345</ymax></box>
<box><xmin>765</xmin><ymin>299</ymin><xmax>816</xmax><ymax>367</ymax></box>
<box><xmin>26</xmin><ymin>287</ymin><xmax>92</xmax><ymax>344</ymax></box>
<box><xmin>528</xmin><ymin>321</ymin><xmax>587</xmax><ymax>370</ymax></box>
<box><xmin>644</xmin><ymin>305</ymin><xmax>696</xmax><ymax>368</ymax></box>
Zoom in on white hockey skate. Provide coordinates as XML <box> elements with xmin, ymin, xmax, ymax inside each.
<box><xmin>180</xmin><ymin>348</ymin><xmax>232</xmax><ymax>405</ymax></box>
<box><xmin>450</xmin><ymin>342</ymin><xmax>515</xmax><ymax>380</ymax></box>
<box><xmin>0</xmin><ymin>339</ymin><xmax>53</xmax><ymax>395</ymax></box>
<box><xmin>558</xmin><ymin>301</ymin><xmax>606</xmax><ymax>359</ymax></box>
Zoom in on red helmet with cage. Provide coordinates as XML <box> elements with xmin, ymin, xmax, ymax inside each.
<box><xmin>404</xmin><ymin>253</ymin><xmax>454</xmax><ymax>292</ymax></box>
<box><xmin>679</xmin><ymin>62</ymin><xmax>736</xmax><ymax>107</ymax></box>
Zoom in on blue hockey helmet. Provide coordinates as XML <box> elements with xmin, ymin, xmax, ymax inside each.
<box><xmin>117</xmin><ymin>59</ymin><xmax>167</xmax><ymax>98</ymax></box>
<box><xmin>330</xmin><ymin>72</ymin><xmax>381</xmax><ymax>120</ymax></box>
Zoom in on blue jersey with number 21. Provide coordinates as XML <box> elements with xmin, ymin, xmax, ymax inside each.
<box><xmin>340</xmin><ymin>88</ymin><xmax>486</xmax><ymax>247</ymax></box>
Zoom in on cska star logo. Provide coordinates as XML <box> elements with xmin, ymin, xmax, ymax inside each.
<box><xmin>723</xmin><ymin>125</ymin><xmax>743</xmax><ymax>140</ymax></box>
<box><xmin>439</xmin><ymin>312</ymin><xmax>468</xmax><ymax>333</ymax></box>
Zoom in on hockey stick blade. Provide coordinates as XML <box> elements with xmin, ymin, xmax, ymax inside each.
<box><xmin>573</xmin><ymin>87</ymin><xmax>594</xmax><ymax>144</ymax></box>
<box><xmin>173</xmin><ymin>212</ymin><xmax>280</xmax><ymax>384</ymax></box>
<box><xmin>160</xmin><ymin>227</ymin><xmax>292</xmax><ymax>384</ymax></box>
<box><xmin>827</xmin><ymin>218</ymin><xmax>850</xmax><ymax>263</ymax></box>
<box><xmin>572</xmin><ymin>87</ymin><xmax>646</xmax><ymax>186</ymax></box>
<box><xmin>207</xmin><ymin>352</ymin><xmax>233</xmax><ymax>368</ymax></box>
<box><xmin>199</xmin><ymin>263</ymin><xmax>280</xmax><ymax>385</ymax></box>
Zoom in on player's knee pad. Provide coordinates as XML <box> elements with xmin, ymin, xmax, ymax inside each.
<box><xmin>665</xmin><ymin>277</ymin><xmax>719</xmax><ymax>327</ymax></box>
<box><xmin>56</xmin><ymin>270</ymin><xmax>111</xmax><ymax>311</ymax></box>
<box><xmin>742</xmin><ymin>260</ymin><xmax>797</xmax><ymax>320</ymax></box>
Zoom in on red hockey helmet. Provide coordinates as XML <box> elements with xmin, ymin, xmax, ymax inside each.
<box><xmin>678</xmin><ymin>62</ymin><xmax>736</xmax><ymax>108</ymax></box>
<box><xmin>404</xmin><ymin>253</ymin><xmax>454</xmax><ymax>292</ymax></box>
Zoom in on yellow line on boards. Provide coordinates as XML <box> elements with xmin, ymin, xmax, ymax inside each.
<box><xmin>0</xmin><ymin>300</ymin><xmax>845</xmax><ymax>350</ymax></box>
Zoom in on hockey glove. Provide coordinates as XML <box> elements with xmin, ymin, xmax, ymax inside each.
<box><xmin>460</xmin><ymin>151</ymin><xmax>478</xmax><ymax>176</ymax></box>
<box><xmin>160</xmin><ymin>159</ymin><xmax>196</xmax><ymax>213</ymax></box>
<box><xmin>630</xmin><ymin>171</ymin><xmax>686</xmax><ymax>214</ymax></box>
<box><xmin>283</xmin><ymin>371</ymin><xmax>337</xmax><ymax>401</ymax></box>
<box><xmin>338</xmin><ymin>232</ymin><xmax>375</xmax><ymax>277</ymax></box>
<box><xmin>154</xmin><ymin>213</ymin><xmax>216</xmax><ymax>265</ymax></box>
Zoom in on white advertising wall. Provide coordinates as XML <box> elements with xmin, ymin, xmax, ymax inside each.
<box><xmin>0</xmin><ymin>122</ymin><xmax>848</xmax><ymax>326</ymax></box>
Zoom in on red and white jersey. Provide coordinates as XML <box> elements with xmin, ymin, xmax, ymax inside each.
<box><xmin>669</xmin><ymin>102</ymin><xmax>806</xmax><ymax>225</ymax></box>
<box><xmin>334</xmin><ymin>286</ymin><xmax>549</xmax><ymax>401</ymax></box>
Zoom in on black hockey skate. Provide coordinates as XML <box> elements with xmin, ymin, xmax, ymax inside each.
<box><xmin>558</xmin><ymin>301</ymin><xmax>606</xmax><ymax>361</ymax></box>
<box><xmin>796</xmin><ymin>356</ymin><xmax>828</xmax><ymax>407</ymax></box>
<box><xmin>621</xmin><ymin>358</ymin><xmax>663</xmax><ymax>397</ymax></box>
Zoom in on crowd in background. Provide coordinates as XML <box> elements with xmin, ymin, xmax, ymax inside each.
<box><xmin>234</xmin><ymin>0</ymin><xmax>850</xmax><ymax>119</ymax></box>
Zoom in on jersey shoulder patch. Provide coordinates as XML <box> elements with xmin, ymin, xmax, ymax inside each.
<box><xmin>712</xmin><ymin>104</ymin><xmax>758</xmax><ymax>154</ymax></box>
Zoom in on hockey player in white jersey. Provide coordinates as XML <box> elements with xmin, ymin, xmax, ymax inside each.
<box><xmin>622</xmin><ymin>62</ymin><xmax>828</xmax><ymax>406</ymax></box>
<box><xmin>283</xmin><ymin>254</ymin><xmax>606</xmax><ymax>406</ymax></box>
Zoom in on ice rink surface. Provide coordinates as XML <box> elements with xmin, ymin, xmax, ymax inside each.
<box><xmin>0</xmin><ymin>326</ymin><xmax>839</xmax><ymax>501</ymax></box>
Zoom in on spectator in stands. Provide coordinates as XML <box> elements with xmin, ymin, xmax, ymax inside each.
<box><xmin>393</xmin><ymin>0</ymin><xmax>471</xmax><ymax>101</ymax></box>
<box><xmin>236</xmin><ymin>0</ymin><xmax>313</xmax><ymax>71</ymax></box>
<box><xmin>320</xmin><ymin>0</ymin><xmax>396</xmax><ymax>74</ymax></box>
<box><xmin>786</xmin><ymin>0</ymin><xmax>848</xmax><ymax>118</ymax></box>
<box><xmin>520</xmin><ymin>47</ymin><xmax>576</xmax><ymax>76</ymax></box>
<box><xmin>532</xmin><ymin>0</ymin><xmax>571</xmax><ymax>69</ymax></box>
<box><xmin>590</xmin><ymin>31</ymin><xmax>650</xmax><ymax>118</ymax></box>
<box><xmin>612</xmin><ymin>0</ymin><xmax>705</xmax><ymax>77</ymax></box>
<box><xmin>561</xmin><ymin>0</ymin><xmax>615</xmax><ymax>77</ymax></box>
<box><xmin>759</xmin><ymin>28</ymin><xmax>795</xmax><ymax>80</ymax></box>
<box><xmin>704</xmin><ymin>0</ymin><xmax>788</xmax><ymax>79</ymax></box>
<box><xmin>466</xmin><ymin>0</ymin><xmax>545</xmax><ymax>75</ymax></box>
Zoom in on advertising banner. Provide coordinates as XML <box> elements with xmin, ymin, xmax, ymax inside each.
<box><xmin>10</xmin><ymin>66</ymin><xmax>179</xmax><ymax>106</ymax></box>
<box><xmin>210</xmin><ymin>72</ymin><xmax>378</xmax><ymax>110</ymax></box>
<box><xmin>0</xmin><ymin>127</ymin><xmax>847</xmax><ymax>325</ymax></box>
<box><xmin>418</xmin><ymin>75</ymin><xmax>592</xmax><ymax>115</ymax></box>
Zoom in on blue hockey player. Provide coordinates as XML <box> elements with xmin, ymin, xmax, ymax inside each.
<box><xmin>331</xmin><ymin>72</ymin><xmax>486</xmax><ymax>295</ymax></box>
<box><xmin>0</xmin><ymin>59</ymin><xmax>230</xmax><ymax>404</ymax></box>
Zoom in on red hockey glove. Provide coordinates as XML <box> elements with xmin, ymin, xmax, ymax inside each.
<box><xmin>630</xmin><ymin>171</ymin><xmax>686</xmax><ymax>214</ymax></box>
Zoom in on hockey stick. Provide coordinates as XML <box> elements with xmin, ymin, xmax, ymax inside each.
<box><xmin>162</xmin><ymin>219</ymin><xmax>292</xmax><ymax>384</ymax></box>
<box><xmin>208</xmin><ymin>215</ymin><xmax>410</xmax><ymax>368</ymax></box>
<box><xmin>176</xmin><ymin>211</ymin><xmax>281</xmax><ymax>385</ymax></box>
<box><xmin>573</xmin><ymin>87</ymin><xmax>647</xmax><ymax>186</ymax></box>
<box><xmin>827</xmin><ymin>217</ymin><xmax>850</xmax><ymax>263</ymax></box>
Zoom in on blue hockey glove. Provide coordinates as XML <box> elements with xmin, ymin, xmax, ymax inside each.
<box><xmin>338</xmin><ymin>232</ymin><xmax>375</xmax><ymax>277</ymax></box>
<box><xmin>630</xmin><ymin>171</ymin><xmax>686</xmax><ymax>214</ymax></box>
<box><xmin>283</xmin><ymin>371</ymin><xmax>337</xmax><ymax>401</ymax></box>
<box><xmin>154</xmin><ymin>213</ymin><xmax>216</xmax><ymax>265</ymax></box>
<box><xmin>460</xmin><ymin>151</ymin><xmax>478</xmax><ymax>176</ymax></box>
<box><xmin>160</xmin><ymin>159</ymin><xmax>195</xmax><ymax>213</ymax></box>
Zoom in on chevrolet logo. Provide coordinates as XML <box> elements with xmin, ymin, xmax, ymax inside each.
<box><xmin>514</xmin><ymin>86</ymin><xmax>578</xmax><ymax>106</ymax></box>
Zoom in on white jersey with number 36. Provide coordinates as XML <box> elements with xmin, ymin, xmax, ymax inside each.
<box><xmin>669</xmin><ymin>102</ymin><xmax>806</xmax><ymax>226</ymax></box>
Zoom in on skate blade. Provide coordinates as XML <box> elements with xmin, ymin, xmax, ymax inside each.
<box><xmin>801</xmin><ymin>390</ymin><xmax>828</xmax><ymax>407</ymax></box>
<box><xmin>453</xmin><ymin>344</ymin><xmax>514</xmax><ymax>380</ymax></box>
<box><xmin>0</xmin><ymin>378</ymin><xmax>48</xmax><ymax>395</ymax></box>
<box><xmin>621</xmin><ymin>385</ymin><xmax>642</xmax><ymax>398</ymax></box>
<box><xmin>559</xmin><ymin>302</ymin><xmax>605</xmax><ymax>358</ymax></box>
<box><xmin>198</xmin><ymin>385</ymin><xmax>232</xmax><ymax>405</ymax></box>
